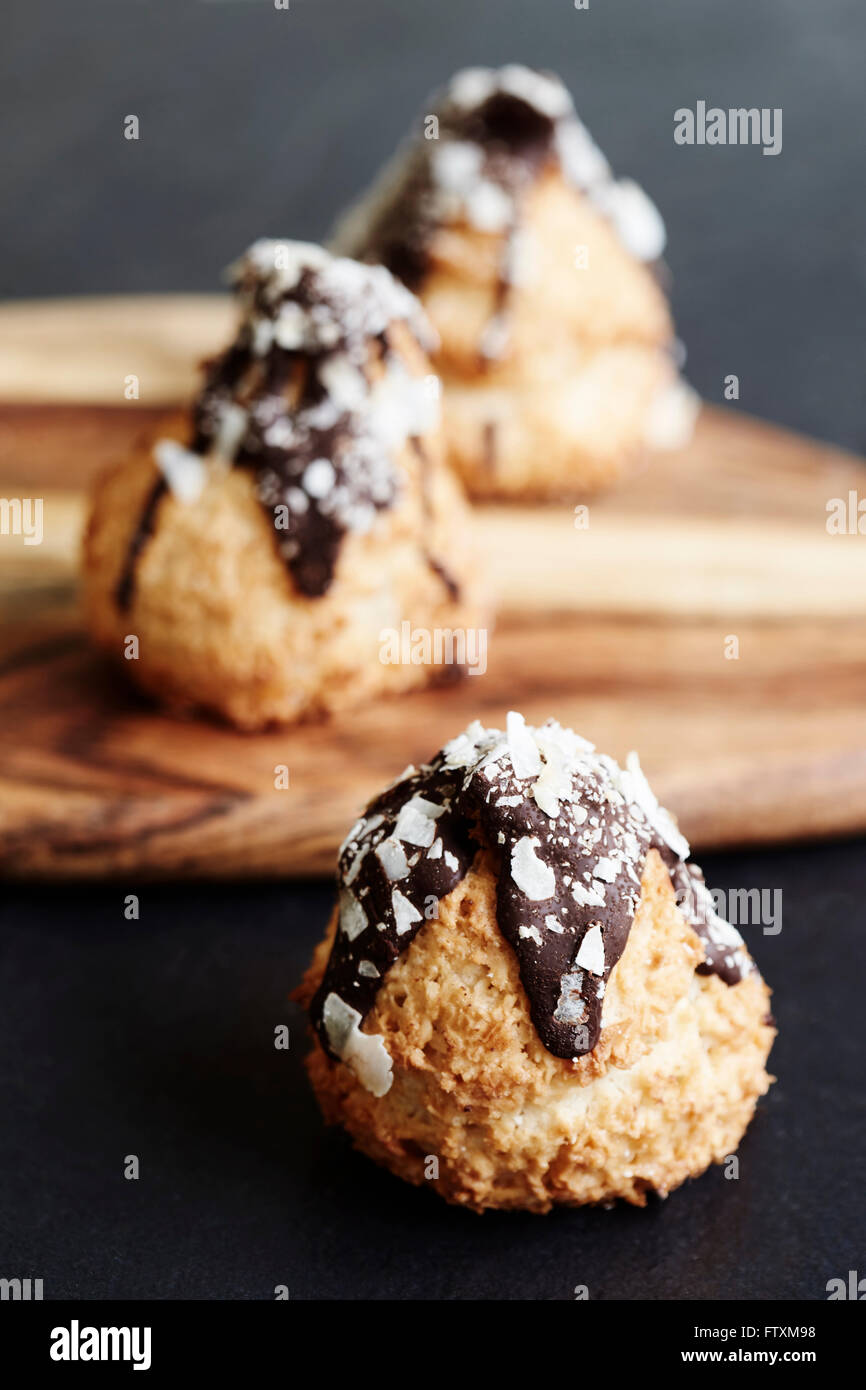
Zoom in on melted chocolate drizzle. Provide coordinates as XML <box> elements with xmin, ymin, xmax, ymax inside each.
<box><xmin>337</xmin><ymin>66</ymin><xmax>668</xmax><ymax>364</ymax></box>
<box><xmin>350</xmin><ymin>87</ymin><xmax>557</xmax><ymax>357</ymax></box>
<box><xmin>115</xmin><ymin>476</ymin><xmax>167</xmax><ymax>612</ymax></box>
<box><xmin>193</xmin><ymin>360</ymin><xmax>393</xmax><ymax>599</ymax></box>
<box><xmin>115</xmin><ymin>246</ymin><xmax>437</xmax><ymax>610</ymax></box>
<box><xmin>310</xmin><ymin>718</ymin><xmax>753</xmax><ymax>1069</ymax></box>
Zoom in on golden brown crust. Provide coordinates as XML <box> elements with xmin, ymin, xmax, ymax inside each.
<box><xmin>82</xmin><ymin>350</ymin><xmax>488</xmax><ymax>730</ymax></box>
<box><xmin>299</xmin><ymin>848</ymin><xmax>775</xmax><ymax>1212</ymax></box>
<box><xmin>413</xmin><ymin>169</ymin><xmax>680</xmax><ymax>501</ymax></box>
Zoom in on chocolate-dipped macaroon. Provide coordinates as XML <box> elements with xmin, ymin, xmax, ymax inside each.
<box><xmin>297</xmin><ymin>714</ymin><xmax>774</xmax><ymax>1212</ymax></box>
<box><xmin>333</xmin><ymin>64</ymin><xmax>697</xmax><ymax>501</ymax></box>
<box><xmin>83</xmin><ymin>240</ymin><xmax>486</xmax><ymax>728</ymax></box>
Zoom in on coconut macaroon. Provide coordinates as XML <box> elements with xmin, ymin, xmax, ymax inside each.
<box><xmin>297</xmin><ymin>714</ymin><xmax>774</xmax><ymax>1213</ymax></box>
<box><xmin>83</xmin><ymin>240</ymin><xmax>486</xmax><ymax>728</ymax></box>
<box><xmin>333</xmin><ymin>64</ymin><xmax>697</xmax><ymax>501</ymax></box>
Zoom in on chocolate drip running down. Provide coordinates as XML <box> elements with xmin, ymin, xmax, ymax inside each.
<box><xmin>333</xmin><ymin>64</ymin><xmax>668</xmax><ymax>361</ymax></box>
<box><xmin>310</xmin><ymin>716</ymin><xmax>753</xmax><ymax>1096</ymax></box>
<box><xmin>116</xmin><ymin>241</ymin><xmax>444</xmax><ymax>609</ymax></box>
<box><xmin>114</xmin><ymin>476</ymin><xmax>167</xmax><ymax>612</ymax></box>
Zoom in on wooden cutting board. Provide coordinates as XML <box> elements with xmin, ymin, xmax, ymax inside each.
<box><xmin>0</xmin><ymin>296</ymin><xmax>864</xmax><ymax>879</ymax></box>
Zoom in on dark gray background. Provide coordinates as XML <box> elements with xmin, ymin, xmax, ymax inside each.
<box><xmin>2</xmin><ymin>0</ymin><xmax>865</xmax><ymax>1302</ymax></box>
<box><xmin>3</xmin><ymin>0</ymin><xmax>865</xmax><ymax>450</ymax></box>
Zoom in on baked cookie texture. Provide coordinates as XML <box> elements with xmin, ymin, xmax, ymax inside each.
<box><xmin>333</xmin><ymin>65</ymin><xmax>697</xmax><ymax>501</ymax></box>
<box><xmin>83</xmin><ymin>241</ymin><xmax>486</xmax><ymax>729</ymax></box>
<box><xmin>298</xmin><ymin>715</ymin><xmax>774</xmax><ymax>1213</ymax></box>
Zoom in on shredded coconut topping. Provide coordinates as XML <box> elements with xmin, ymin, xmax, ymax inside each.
<box><xmin>188</xmin><ymin>240</ymin><xmax>439</xmax><ymax>598</ymax></box>
<box><xmin>310</xmin><ymin>714</ymin><xmax>754</xmax><ymax>1091</ymax></box>
<box><xmin>333</xmin><ymin>64</ymin><xmax>666</xmax><ymax>294</ymax></box>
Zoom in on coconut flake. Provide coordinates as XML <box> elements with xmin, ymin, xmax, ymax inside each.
<box><xmin>507</xmin><ymin>710</ymin><xmax>542</xmax><ymax>779</ymax></box>
<box><xmin>302</xmin><ymin>458</ymin><xmax>337</xmax><ymax>499</ymax></box>
<box><xmin>571</xmin><ymin>879</ymin><xmax>606</xmax><ymax>908</ymax></box>
<box><xmin>153</xmin><ymin>439</ymin><xmax>207</xmax><ymax>504</ymax></box>
<box><xmin>322</xmin><ymin>992</ymin><xmax>392</xmax><ymax>1096</ymax></box>
<box><xmin>553</xmin><ymin>970</ymin><xmax>587</xmax><ymax>1026</ymax></box>
<box><xmin>375</xmin><ymin>837</ymin><xmax>410</xmax><ymax>881</ymax></box>
<box><xmin>339</xmin><ymin>889</ymin><xmax>369</xmax><ymax>942</ymax></box>
<box><xmin>575</xmin><ymin>923</ymin><xmax>605</xmax><ymax>975</ymax></box>
<box><xmin>392</xmin><ymin>889</ymin><xmax>422</xmax><ymax>935</ymax></box>
<box><xmin>511</xmin><ymin>836</ymin><xmax>556</xmax><ymax>901</ymax></box>
<box><xmin>594</xmin><ymin>857</ymin><xmax>618</xmax><ymax>884</ymax></box>
<box><xmin>394</xmin><ymin>795</ymin><xmax>445</xmax><ymax>847</ymax></box>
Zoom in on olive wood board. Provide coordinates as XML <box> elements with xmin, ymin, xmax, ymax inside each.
<box><xmin>0</xmin><ymin>294</ymin><xmax>864</xmax><ymax>877</ymax></box>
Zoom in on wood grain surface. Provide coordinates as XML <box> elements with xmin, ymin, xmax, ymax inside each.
<box><xmin>0</xmin><ymin>295</ymin><xmax>864</xmax><ymax>878</ymax></box>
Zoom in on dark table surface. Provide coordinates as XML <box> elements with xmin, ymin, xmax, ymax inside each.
<box><xmin>2</xmin><ymin>0</ymin><xmax>865</xmax><ymax>1300</ymax></box>
<box><xmin>2</xmin><ymin>837</ymin><xmax>864</xmax><ymax>1301</ymax></box>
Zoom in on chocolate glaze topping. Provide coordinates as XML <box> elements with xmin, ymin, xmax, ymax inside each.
<box><xmin>117</xmin><ymin>241</ymin><xmax>442</xmax><ymax>608</ymax></box>
<box><xmin>333</xmin><ymin>65</ymin><xmax>668</xmax><ymax>360</ymax></box>
<box><xmin>310</xmin><ymin>715</ymin><xmax>753</xmax><ymax>1094</ymax></box>
<box><xmin>114</xmin><ymin>476</ymin><xmax>167</xmax><ymax>612</ymax></box>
